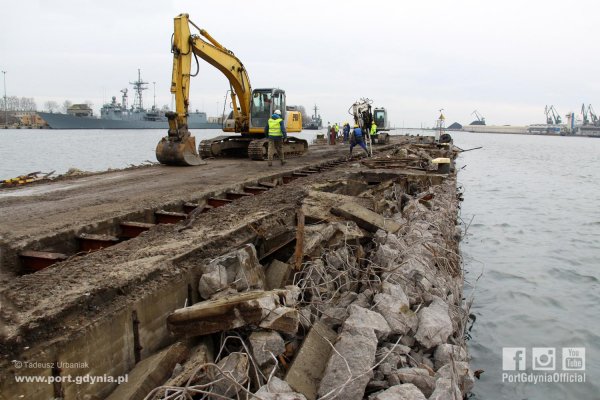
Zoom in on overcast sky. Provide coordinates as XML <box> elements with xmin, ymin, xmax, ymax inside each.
<box><xmin>1</xmin><ymin>0</ymin><xmax>599</xmax><ymax>127</ymax></box>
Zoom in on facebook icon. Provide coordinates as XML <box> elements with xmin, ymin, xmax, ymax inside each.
<box><xmin>503</xmin><ymin>348</ymin><xmax>527</xmax><ymax>370</ymax></box>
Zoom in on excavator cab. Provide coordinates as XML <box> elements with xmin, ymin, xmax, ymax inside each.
<box><xmin>249</xmin><ymin>89</ymin><xmax>285</xmax><ymax>130</ymax></box>
<box><xmin>373</xmin><ymin>108</ymin><xmax>388</xmax><ymax>131</ymax></box>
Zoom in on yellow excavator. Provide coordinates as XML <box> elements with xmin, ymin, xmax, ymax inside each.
<box><xmin>156</xmin><ymin>13</ymin><xmax>307</xmax><ymax>166</ymax></box>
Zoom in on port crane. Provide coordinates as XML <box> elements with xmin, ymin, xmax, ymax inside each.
<box><xmin>544</xmin><ymin>105</ymin><xmax>562</xmax><ymax>124</ymax></box>
<box><xmin>584</xmin><ymin>104</ymin><xmax>599</xmax><ymax>126</ymax></box>
<box><xmin>581</xmin><ymin>103</ymin><xmax>590</xmax><ymax>125</ymax></box>
<box><xmin>470</xmin><ymin>110</ymin><xmax>486</xmax><ymax>125</ymax></box>
<box><xmin>155</xmin><ymin>13</ymin><xmax>306</xmax><ymax>166</ymax></box>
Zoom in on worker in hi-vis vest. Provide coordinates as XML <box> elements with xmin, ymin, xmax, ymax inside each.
<box><xmin>370</xmin><ymin>121</ymin><xmax>377</xmax><ymax>136</ymax></box>
<box><xmin>264</xmin><ymin>109</ymin><xmax>287</xmax><ymax>166</ymax></box>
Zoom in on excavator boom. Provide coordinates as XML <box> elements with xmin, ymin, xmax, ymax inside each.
<box><xmin>156</xmin><ymin>13</ymin><xmax>253</xmax><ymax>165</ymax></box>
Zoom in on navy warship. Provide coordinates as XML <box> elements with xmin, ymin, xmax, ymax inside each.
<box><xmin>38</xmin><ymin>70</ymin><xmax>222</xmax><ymax>130</ymax></box>
<box><xmin>303</xmin><ymin>104</ymin><xmax>323</xmax><ymax>130</ymax></box>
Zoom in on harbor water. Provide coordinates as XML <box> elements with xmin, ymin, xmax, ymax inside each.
<box><xmin>454</xmin><ymin>132</ymin><xmax>600</xmax><ymax>399</ymax></box>
<box><xmin>0</xmin><ymin>129</ymin><xmax>322</xmax><ymax>179</ymax></box>
<box><xmin>1</xmin><ymin>129</ymin><xmax>598</xmax><ymax>399</ymax></box>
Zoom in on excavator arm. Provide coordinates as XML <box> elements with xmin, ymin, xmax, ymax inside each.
<box><xmin>156</xmin><ymin>13</ymin><xmax>253</xmax><ymax>165</ymax></box>
<box><xmin>171</xmin><ymin>14</ymin><xmax>252</xmax><ymax>132</ymax></box>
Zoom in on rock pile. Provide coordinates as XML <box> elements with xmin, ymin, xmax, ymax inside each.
<box><xmin>128</xmin><ymin>143</ymin><xmax>471</xmax><ymax>400</ymax></box>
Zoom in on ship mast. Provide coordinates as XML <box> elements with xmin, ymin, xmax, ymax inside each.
<box><xmin>130</xmin><ymin>69</ymin><xmax>148</xmax><ymax>112</ymax></box>
<box><xmin>120</xmin><ymin>88</ymin><xmax>128</xmax><ymax>110</ymax></box>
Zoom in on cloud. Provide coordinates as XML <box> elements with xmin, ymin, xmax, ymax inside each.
<box><xmin>1</xmin><ymin>0</ymin><xmax>599</xmax><ymax>126</ymax></box>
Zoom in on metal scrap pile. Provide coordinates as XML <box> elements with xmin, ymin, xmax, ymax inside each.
<box><xmin>111</xmin><ymin>142</ymin><xmax>471</xmax><ymax>400</ymax></box>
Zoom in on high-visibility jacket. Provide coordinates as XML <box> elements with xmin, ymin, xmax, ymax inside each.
<box><xmin>268</xmin><ymin>118</ymin><xmax>284</xmax><ymax>137</ymax></box>
<box><xmin>370</xmin><ymin>123</ymin><xmax>377</xmax><ymax>135</ymax></box>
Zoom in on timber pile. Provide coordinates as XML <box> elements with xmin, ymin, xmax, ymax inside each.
<box><xmin>113</xmin><ymin>142</ymin><xmax>471</xmax><ymax>400</ymax></box>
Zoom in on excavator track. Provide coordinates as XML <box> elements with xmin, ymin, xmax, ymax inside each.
<box><xmin>247</xmin><ymin>137</ymin><xmax>309</xmax><ymax>161</ymax></box>
<box><xmin>199</xmin><ymin>136</ymin><xmax>253</xmax><ymax>159</ymax></box>
<box><xmin>247</xmin><ymin>139</ymin><xmax>269</xmax><ymax>160</ymax></box>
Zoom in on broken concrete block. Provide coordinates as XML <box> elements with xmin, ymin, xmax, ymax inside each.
<box><xmin>286</xmin><ymin>321</ymin><xmax>337</xmax><ymax>400</ymax></box>
<box><xmin>302</xmin><ymin>224</ymin><xmax>339</xmax><ymax>257</ymax></box>
<box><xmin>434</xmin><ymin>344</ymin><xmax>468</xmax><ymax>370</ymax></box>
<box><xmin>317</xmin><ymin>323</ymin><xmax>378</xmax><ymax>400</ymax></box>
<box><xmin>352</xmin><ymin>288</ymin><xmax>374</xmax><ymax>308</ymax></box>
<box><xmin>428</xmin><ymin>377</ymin><xmax>462</xmax><ymax>400</ymax></box>
<box><xmin>255</xmin><ymin>391</ymin><xmax>308</xmax><ymax>400</ymax></box>
<box><xmin>160</xmin><ymin>339</ymin><xmax>214</xmax><ymax>388</ymax></box>
<box><xmin>371</xmin><ymin>383</ymin><xmax>427</xmax><ymax>400</ymax></box>
<box><xmin>344</xmin><ymin>304</ymin><xmax>391</xmax><ymax>340</ymax></box>
<box><xmin>198</xmin><ymin>264</ymin><xmax>228</xmax><ymax>299</ymax></box>
<box><xmin>256</xmin><ymin>376</ymin><xmax>294</xmax><ymax>394</ymax></box>
<box><xmin>374</xmin><ymin>229</ymin><xmax>388</xmax><ymax>245</ymax></box>
<box><xmin>298</xmin><ymin>307</ymin><xmax>314</xmax><ymax>331</ymax></box>
<box><xmin>250</xmin><ymin>331</ymin><xmax>286</xmax><ymax>367</ymax></box>
<box><xmin>373</xmin><ymin>292</ymin><xmax>418</xmax><ymax>336</ymax></box>
<box><xmin>265</xmin><ymin>260</ymin><xmax>292</xmax><ymax>290</ymax></box>
<box><xmin>259</xmin><ymin>306</ymin><xmax>299</xmax><ymax>335</ymax></box>
<box><xmin>414</xmin><ymin>298</ymin><xmax>453</xmax><ymax>349</ymax></box>
<box><xmin>167</xmin><ymin>289</ymin><xmax>295</xmax><ymax>337</ymax></box>
<box><xmin>325</xmin><ymin>247</ymin><xmax>358</xmax><ymax>271</ymax></box>
<box><xmin>377</xmin><ymin>342</ymin><xmax>412</xmax><ymax>373</ymax></box>
<box><xmin>210</xmin><ymin>352</ymin><xmax>249</xmax><ymax>398</ymax></box>
<box><xmin>381</xmin><ymin>282</ymin><xmax>410</xmax><ymax>304</ymax></box>
<box><xmin>283</xmin><ymin>285</ymin><xmax>301</xmax><ymax>307</ymax></box>
<box><xmin>336</xmin><ymin>291</ymin><xmax>358</xmax><ymax>307</ymax></box>
<box><xmin>301</xmin><ymin>222</ymin><xmax>365</xmax><ymax>259</ymax></box>
<box><xmin>393</xmin><ymin>368</ymin><xmax>436</xmax><ymax>397</ymax></box>
<box><xmin>332</xmin><ymin>202</ymin><xmax>402</xmax><ymax>233</ymax></box>
<box><xmin>435</xmin><ymin>361</ymin><xmax>474</xmax><ymax>393</ymax></box>
<box><xmin>199</xmin><ymin>244</ymin><xmax>265</xmax><ymax>298</ymax></box>
<box><xmin>319</xmin><ymin>306</ymin><xmax>348</xmax><ymax>329</ymax></box>
<box><xmin>372</xmin><ymin>244</ymin><xmax>402</xmax><ymax>270</ymax></box>
<box><xmin>255</xmin><ymin>377</ymin><xmax>308</xmax><ymax>400</ymax></box>
<box><xmin>106</xmin><ymin>342</ymin><xmax>188</xmax><ymax>400</ymax></box>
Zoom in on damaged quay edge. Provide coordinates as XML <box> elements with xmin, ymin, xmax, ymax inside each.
<box><xmin>0</xmin><ymin>138</ymin><xmax>472</xmax><ymax>399</ymax></box>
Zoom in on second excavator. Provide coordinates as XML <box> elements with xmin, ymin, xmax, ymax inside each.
<box><xmin>156</xmin><ymin>13</ymin><xmax>307</xmax><ymax>166</ymax></box>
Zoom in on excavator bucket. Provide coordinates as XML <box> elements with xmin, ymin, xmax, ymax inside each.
<box><xmin>155</xmin><ymin>135</ymin><xmax>205</xmax><ymax>166</ymax></box>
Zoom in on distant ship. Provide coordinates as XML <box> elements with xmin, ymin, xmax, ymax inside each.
<box><xmin>37</xmin><ymin>70</ymin><xmax>222</xmax><ymax>130</ymax></box>
<box><xmin>576</xmin><ymin>125</ymin><xmax>600</xmax><ymax>138</ymax></box>
<box><xmin>303</xmin><ymin>104</ymin><xmax>323</xmax><ymax>130</ymax></box>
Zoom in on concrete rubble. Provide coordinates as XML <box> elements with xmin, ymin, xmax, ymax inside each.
<box><xmin>141</xmin><ymin>142</ymin><xmax>473</xmax><ymax>400</ymax></box>
<box><xmin>101</xmin><ymin>140</ymin><xmax>471</xmax><ymax>399</ymax></box>
<box><xmin>198</xmin><ymin>244</ymin><xmax>266</xmax><ymax>299</ymax></box>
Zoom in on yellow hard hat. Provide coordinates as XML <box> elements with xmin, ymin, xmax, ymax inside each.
<box><xmin>354</xmin><ymin>123</ymin><xmax>359</xmax><ymax>128</ymax></box>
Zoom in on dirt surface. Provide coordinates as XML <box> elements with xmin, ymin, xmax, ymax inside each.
<box><xmin>0</xmin><ymin>143</ymin><xmax>350</xmax><ymax>245</ymax></box>
<box><xmin>1</xmin><ymin>142</ymin><xmax>411</xmax><ymax>283</ymax></box>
